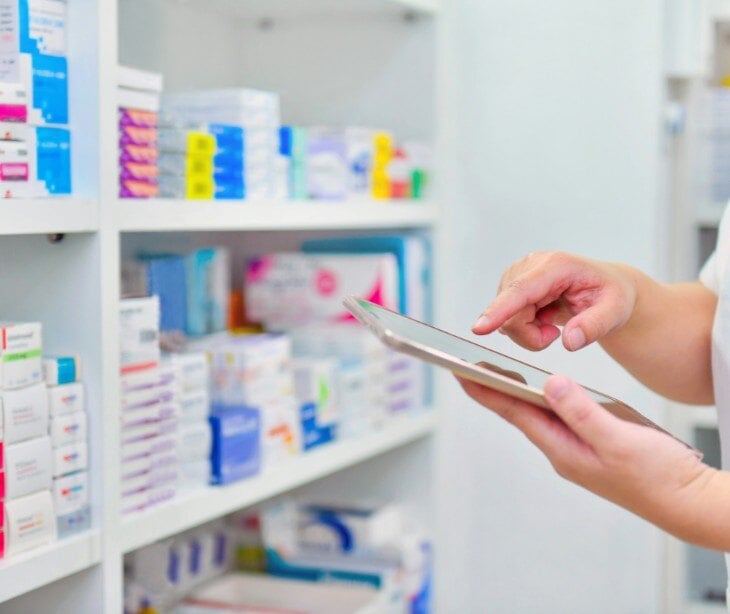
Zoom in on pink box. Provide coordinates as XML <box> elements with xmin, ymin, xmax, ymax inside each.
<box><xmin>120</xmin><ymin>162</ymin><xmax>158</xmax><ymax>182</ymax></box>
<box><xmin>120</xmin><ymin>144</ymin><xmax>158</xmax><ymax>164</ymax></box>
<box><xmin>119</xmin><ymin>109</ymin><xmax>158</xmax><ymax>128</ymax></box>
<box><xmin>0</xmin><ymin>105</ymin><xmax>26</xmax><ymax>123</ymax></box>
<box><xmin>0</xmin><ymin>162</ymin><xmax>28</xmax><ymax>181</ymax></box>
<box><xmin>120</xmin><ymin>178</ymin><xmax>158</xmax><ymax>199</ymax></box>
<box><xmin>119</xmin><ymin>125</ymin><xmax>158</xmax><ymax>146</ymax></box>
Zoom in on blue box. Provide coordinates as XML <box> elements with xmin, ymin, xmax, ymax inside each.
<box><xmin>145</xmin><ymin>256</ymin><xmax>187</xmax><ymax>333</ymax></box>
<box><xmin>36</xmin><ymin>126</ymin><xmax>71</xmax><ymax>194</ymax></box>
<box><xmin>28</xmin><ymin>53</ymin><xmax>68</xmax><ymax>125</ymax></box>
<box><xmin>214</xmin><ymin>181</ymin><xmax>244</xmax><ymax>200</ymax></box>
<box><xmin>300</xmin><ymin>402</ymin><xmax>336</xmax><ymax>451</ymax></box>
<box><xmin>209</xmin><ymin>405</ymin><xmax>261</xmax><ymax>485</ymax></box>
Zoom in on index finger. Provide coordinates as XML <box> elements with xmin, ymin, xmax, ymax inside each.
<box><xmin>472</xmin><ymin>268</ymin><xmax>570</xmax><ymax>334</ymax></box>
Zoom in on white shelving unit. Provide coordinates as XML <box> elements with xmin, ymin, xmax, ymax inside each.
<box><xmin>0</xmin><ymin>0</ymin><xmax>442</xmax><ymax>612</ymax></box>
<box><xmin>0</xmin><ymin>530</ymin><xmax>102</xmax><ymax>603</ymax></box>
<box><xmin>115</xmin><ymin>200</ymin><xmax>439</xmax><ymax>232</ymax></box>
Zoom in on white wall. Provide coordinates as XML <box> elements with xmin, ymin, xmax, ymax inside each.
<box><xmin>436</xmin><ymin>1</ymin><xmax>666</xmax><ymax>612</ymax></box>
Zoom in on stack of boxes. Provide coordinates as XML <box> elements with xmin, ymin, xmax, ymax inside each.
<box><xmin>0</xmin><ymin>322</ymin><xmax>55</xmax><ymax>558</ymax></box>
<box><xmin>168</xmin><ymin>352</ymin><xmax>212</xmax><ymax>492</ymax></box>
<box><xmin>119</xmin><ymin>296</ymin><xmax>180</xmax><ymax>515</ymax></box>
<box><xmin>45</xmin><ymin>354</ymin><xmax>90</xmax><ymax>537</ymax></box>
<box><xmin>195</xmin><ymin>333</ymin><xmax>300</xmax><ymax>481</ymax></box>
<box><xmin>0</xmin><ymin>0</ymin><xmax>71</xmax><ymax>197</ymax></box>
<box><xmin>157</xmin><ymin>127</ymin><xmax>215</xmax><ymax>200</ymax></box>
<box><xmin>118</xmin><ymin>65</ymin><xmax>162</xmax><ymax>199</ymax></box>
<box><xmin>162</xmin><ymin>89</ymin><xmax>282</xmax><ymax>200</ymax></box>
<box><xmin>210</xmin><ymin>124</ymin><xmax>244</xmax><ymax>200</ymax></box>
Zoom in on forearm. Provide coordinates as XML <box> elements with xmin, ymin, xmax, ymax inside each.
<box><xmin>645</xmin><ymin>468</ymin><xmax>730</xmax><ymax>551</ymax></box>
<box><xmin>599</xmin><ymin>269</ymin><xmax>716</xmax><ymax>405</ymax></box>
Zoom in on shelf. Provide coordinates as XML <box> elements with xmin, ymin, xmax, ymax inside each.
<box><xmin>0</xmin><ymin>530</ymin><xmax>102</xmax><ymax>603</ymax></box>
<box><xmin>121</xmin><ymin>411</ymin><xmax>437</xmax><ymax>553</ymax></box>
<box><xmin>207</xmin><ymin>0</ymin><xmax>441</xmax><ymax>20</ymax></box>
<box><xmin>0</xmin><ymin>199</ymin><xmax>98</xmax><ymax>236</ymax></box>
<box><xmin>115</xmin><ymin>200</ymin><xmax>439</xmax><ymax>233</ymax></box>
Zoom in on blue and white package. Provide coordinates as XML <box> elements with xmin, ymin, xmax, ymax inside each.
<box><xmin>185</xmin><ymin>248</ymin><xmax>229</xmax><ymax>336</ymax></box>
<box><xmin>209</xmin><ymin>406</ymin><xmax>261</xmax><ymax>485</ymax></box>
<box><xmin>144</xmin><ymin>255</ymin><xmax>188</xmax><ymax>333</ymax></box>
<box><xmin>292</xmin><ymin>358</ymin><xmax>339</xmax><ymax>451</ymax></box>
<box><xmin>43</xmin><ymin>354</ymin><xmax>81</xmax><ymax>386</ymax></box>
<box><xmin>36</xmin><ymin>126</ymin><xmax>70</xmax><ymax>193</ymax></box>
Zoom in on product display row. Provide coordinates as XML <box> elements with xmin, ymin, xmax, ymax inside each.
<box><xmin>118</xmin><ymin>66</ymin><xmax>432</xmax><ymax>202</ymax></box>
<box><xmin>125</xmin><ymin>497</ymin><xmax>432</xmax><ymax>613</ymax></box>
<box><xmin>0</xmin><ymin>322</ymin><xmax>88</xmax><ymax>561</ymax></box>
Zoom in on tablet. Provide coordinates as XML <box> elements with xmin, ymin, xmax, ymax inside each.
<box><xmin>343</xmin><ymin>296</ymin><xmax>698</xmax><ymax>453</ymax></box>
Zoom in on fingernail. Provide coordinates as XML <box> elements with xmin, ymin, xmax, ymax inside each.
<box><xmin>473</xmin><ymin>315</ymin><xmax>491</xmax><ymax>330</ymax></box>
<box><xmin>545</xmin><ymin>376</ymin><xmax>570</xmax><ymax>401</ymax></box>
<box><xmin>566</xmin><ymin>327</ymin><xmax>586</xmax><ymax>351</ymax></box>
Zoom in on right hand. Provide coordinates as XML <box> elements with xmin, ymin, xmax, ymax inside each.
<box><xmin>472</xmin><ymin>252</ymin><xmax>638</xmax><ymax>352</ymax></box>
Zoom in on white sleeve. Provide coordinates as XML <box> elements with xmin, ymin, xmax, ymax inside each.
<box><xmin>700</xmin><ymin>251</ymin><xmax>719</xmax><ymax>294</ymax></box>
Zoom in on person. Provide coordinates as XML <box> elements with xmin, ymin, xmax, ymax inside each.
<box><xmin>458</xmin><ymin>246</ymin><xmax>730</xmax><ymax>561</ymax></box>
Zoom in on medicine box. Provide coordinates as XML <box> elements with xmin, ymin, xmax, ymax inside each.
<box><xmin>0</xmin><ymin>321</ymin><xmax>42</xmax><ymax>390</ymax></box>
<box><xmin>244</xmin><ymin>253</ymin><xmax>399</xmax><ymax>330</ymax></box>
<box><xmin>4</xmin><ymin>490</ymin><xmax>56</xmax><ymax>556</ymax></box>
<box><xmin>4</xmin><ymin>436</ymin><xmax>52</xmax><ymax>499</ymax></box>
<box><xmin>49</xmin><ymin>411</ymin><xmax>87</xmax><ymax>448</ymax></box>
<box><xmin>178</xmin><ymin>572</ymin><xmax>382</xmax><ymax>614</ymax></box>
<box><xmin>119</xmin><ymin>296</ymin><xmax>161</xmax><ymax>371</ymax></box>
<box><xmin>43</xmin><ymin>354</ymin><xmax>81</xmax><ymax>386</ymax></box>
<box><xmin>0</xmin><ymin>382</ymin><xmax>48</xmax><ymax>444</ymax></box>
<box><xmin>47</xmin><ymin>382</ymin><xmax>84</xmax><ymax>418</ymax></box>
<box><xmin>53</xmin><ymin>470</ymin><xmax>88</xmax><ymax>516</ymax></box>
<box><xmin>209</xmin><ymin>406</ymin><xmax>261</xmax><ymax>485</ymax></box>
<box><xmin>52</xmin><ymin>441</ymin><xmax>88</xmax><ymax>477</ymax></box>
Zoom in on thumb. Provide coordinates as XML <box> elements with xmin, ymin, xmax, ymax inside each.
<box><xmin>562</xmin><ymin>297</ymin><xmax>628</xmax><ymax>351</ymax></box>
<box><xmin>544</xmin><ymin>376</ymin><xmax>617</xmax><ymax>442</ymax></box>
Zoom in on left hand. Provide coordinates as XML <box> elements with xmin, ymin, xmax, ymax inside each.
<box><xmin>456</xmin><ymin>375</ymin><xmax>716</xmax><ymax>544</ymax></box>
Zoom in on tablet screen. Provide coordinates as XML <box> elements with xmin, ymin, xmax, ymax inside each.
<box><xmin>352</xmin><ymin>297</ymin><xmax>616</xmax><ymax>405</ymax></box>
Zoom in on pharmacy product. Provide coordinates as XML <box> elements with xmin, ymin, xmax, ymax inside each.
<box><xmin>47</xmin><ymin>382</ymin><xmax>84</xmax><ymax>418</ymax></box>
<box><xmin>4</xmin><ymin>490</ymin><xmax>56</xmax><ymax>556</ymax></box>
<box><xmin>43</xmin><ymin>354</ymin><xmax>81</xmax><ymax>386</ymax></box>
<box><xmin>0</xmin><ymin>382</ymin><xmax>48</xmax><ymax>444</ymax></box>
<box><xmin>245</xmin><ymin>253</ymin><xmax>399</xmax><ymax>330</ymax></box>
<box><xmin>0</xmin><ymin>322</ymin><xmax>42</xmax><ymax>389</ymax></box>
<box><xmin>49</xmin><ymin>410</ymin><xmax>86</xmax><ymax>448</ymax></box>
<box><xmin>52</xmin><ymin>441</ymin><xmax>88</xmax><ymax>477</ymax></box>
<box><xmin>52</xmin><ymin>470</ymin><xmax>88</xmax><ymax>516</ymax></box>
<box><xmin>209</xmin><ymin>406</ymin><xmax>260</xmax><ymax>485</ymax></box>
<box><xmin>4</xmin><ymin>436</ymin><xmax>52</xmax><ymax>499</ymax></box>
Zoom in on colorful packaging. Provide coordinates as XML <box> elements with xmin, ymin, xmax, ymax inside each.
<box><xmin>209</xmin><ymin>406</ymin><xmax>261</xmax><ymax>485</ymax></box>
<box><xmin>43</xmin><ymin>354</ymin><xmax>81</xmax><ymax>386</ymax></box>
<box><xmin>0</xmin><ymin>321</ymin><xmax>42</xmax><ymax>389</ymax></box>
<box><xmin>245</xmin><ymin>253</ymin><xmax>399</xmax><ymax>330</ymax></box>
<box><xmin>292</xmin><ymin>358</ymin><xmax>339</xmax><ymax>451</ymax></box>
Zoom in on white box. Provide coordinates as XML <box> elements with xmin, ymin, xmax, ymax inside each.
<box><xmin>52</xmin><ymin>441</ymin><xmax>88</xmax><ymax>477</ymax></box>
<box><xmin>5</xmin><ymin>490</ymin><xmax>56</xmax><ymax>556</ymax></box>
<box><xmin>48</xmin><ymin>382</ymin><xmax>84</xmax><ymax>418</ymax></box>
<box><xmin>292</xmin><ymin>357</ymin><xmax>339</xmax><ymax>428</ymax></box>
<box><xmin>168</xmin><ymin>352</ymin><xmax>209</xmax><ymax>391</ymax></box>
<box><xmin>118</xmin><ymin>87</ymin><xmax>160</xmax><ymax>112</ymax></box>
<box><xmin>119</xmin><ymin>297</ymin><xmax>160</xmax><ymax>371</ymax></box>
<box><xmin>117</xmin><ymin>65</ymin><xmax>163</xmax><ymax>93</ymax></box>
<box><xmin>49</xmin><ymin>411</ymin><xmax>87</xmax><ymax>448</ymax></box>
<box><xmin>178</xmin><ymin>421</ymin><xmax>212</xmax><ymax>461</ymax></box>
<box><xmin>0</xmin><ymin>382</ymin><xmax>49</xmax><ymax>444</ymax></box>
<box><xmin>179</xmin><ymin>573</ymin><xmax>383</xmax><ymax>614</ymax></box>
<box><xmin>53</xmin><ymin>470</ymin><xmax>88</xmax><ymax>516</ymax></box>
<box><xmin>180</xmin><ymin>389</ymin><xmax>209</xmax><ymax>423</ymax></box>
<box><xmin>4</xmin><ymin>436</ymin><xmax>52</xmax><ymax>499</ymax></box>
<box><xmin>0</xmin><ymin>322</ymin><xmax>42</xmax><ymax>389</ymax></box>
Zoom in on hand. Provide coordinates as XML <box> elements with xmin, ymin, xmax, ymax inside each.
<box><xmin>471</xmin><ymin>252</ymin><xmax>637</xmax><ymax>351</ymax></box>
<box><xmin>457</xmin><ymin>375</ymin><xmax>716</xmax><ymax>544</ymax></box>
